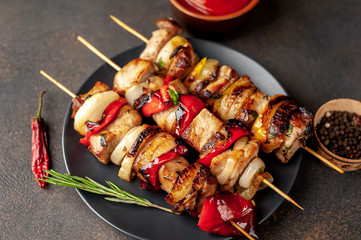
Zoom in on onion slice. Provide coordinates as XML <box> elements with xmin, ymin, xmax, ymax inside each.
<box><xmin>110</xmin><ymin>125</ymin><xmax>146</xmax><ymax>165</ymax></box>
<box><xmin>238</xmin><ymin>157</ymin><xmax>265</xmax><ymax>189</ymax></box>
<box><xmin>156</xmin><ymin>36</ymin><xmax>188</xmax><ymax>70</ymax></box>
<box><xmin>74</xmin><ymin>91</ymin><xmax>119</xmax><ymax>135</ymax></box>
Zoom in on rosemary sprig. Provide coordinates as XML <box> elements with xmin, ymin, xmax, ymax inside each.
<box><xmin>39</xmin><ymin>169</ymin><xmax>176</xmax><ymax>214</ymax></box>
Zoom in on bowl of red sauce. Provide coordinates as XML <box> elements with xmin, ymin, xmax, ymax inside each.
<box><xmin>314</xmin><ymin>98</ymin><xmax>361</xmax><ymax>172</ymax></box>
<box><xmin>170</xmin><ymin>0</ymin><xmax>259</xmax><ymax>38</ymax></box>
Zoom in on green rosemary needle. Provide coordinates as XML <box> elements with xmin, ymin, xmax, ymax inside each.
<box><xmin>39</xmin><ymin>169</ymin><xmax>176</xmax><ymax>214</ymax></box>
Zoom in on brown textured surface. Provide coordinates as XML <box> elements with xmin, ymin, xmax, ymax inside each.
<box><xmin>0</xmin><ymin>0</ymin><xmax>360</xmax><ymax>239</ymax></box>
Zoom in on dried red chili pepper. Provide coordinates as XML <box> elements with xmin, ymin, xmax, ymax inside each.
<box><xmin>31</xmin><ymin>91</ymin><xmax>49</xmax><ymax>188</ymax></box>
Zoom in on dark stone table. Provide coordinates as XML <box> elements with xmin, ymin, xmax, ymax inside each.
<box><xmin>1</xmin><ymin>0</ymin><xmax>360</xmax><ymax>239</ymax></box>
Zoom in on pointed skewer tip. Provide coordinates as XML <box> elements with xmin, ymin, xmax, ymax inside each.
<box><xmin>302</xmin><ymin>146</ymin><xmax>344</xmax><ymax>174</ymax></box>
<box><xmin>262</xmin><ymin>179</ymin><xmax>304</xmax><ymax>210</ymax></box>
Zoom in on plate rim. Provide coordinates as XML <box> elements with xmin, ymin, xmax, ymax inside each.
<box><xmin>62</xmin><ymin>38</ymin><xmax>301</xmax><ymax>239</ymax></box>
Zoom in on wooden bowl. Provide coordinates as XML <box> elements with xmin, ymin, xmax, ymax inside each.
<box><xmin>314</xmin><ymin>98</ymin><xmax>361</xmax><ymax>172</ymax></box>
<box><xmin>169</xmin><ymin>0</ymin><xmax>259</xmax><ymax>38</ymax></box>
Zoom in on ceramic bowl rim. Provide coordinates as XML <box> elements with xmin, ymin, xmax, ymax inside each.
<box><xmin>170</xmin><ymin>0</ymin><xmax>260</xmax><ymax>22</ymax></box>
<box><xmin>314</xmin><ymin>98</ymin><xmax>361</xmax><ymax>163</ymax></box>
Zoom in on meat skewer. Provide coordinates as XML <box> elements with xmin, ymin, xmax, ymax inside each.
<box><xmin>74</xmin><ymin>37</ymin><xmax>304</xmax><ymax>210</ymax></box>
<box><xmin>110</xmin><ymin>15</ymin><xmax>344</xmax><ymax>174</ymax></box>
<box><xmin>40</xmin><ymin>70</ymin><xmax>258</xmax><ymax>239</ymax></box>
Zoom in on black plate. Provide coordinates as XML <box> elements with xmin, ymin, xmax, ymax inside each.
<box><xmin>62</xmin><ymin>39</ymin><xmax>301</xmax><ymax>240</ymax></box>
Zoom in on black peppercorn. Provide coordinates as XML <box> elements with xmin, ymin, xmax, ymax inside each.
<box><xmin>316</xmin><ymin>110</ymin><xmax>361</xmax><ymax>159</ymax></box>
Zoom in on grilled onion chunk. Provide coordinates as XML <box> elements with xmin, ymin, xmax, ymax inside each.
<box><xmin>74</xmin><ymin>90</ymin><xmax>120</xmax><ymax>135</ymax></box>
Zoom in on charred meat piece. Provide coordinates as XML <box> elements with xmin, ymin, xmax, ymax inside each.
<box><xmin>181</xmin><ymin>108</ymin><xmax>225</xmax><ymax>152</ymax></box>
<box><xmin>199</xmin><ymin>65</ymin><xmax>239</xmax><ymax>106</ymax></box>
<box><xmin>166</xmin><ymin>44</ymin><xmax>199</xmax><ymax>80</ymax></box>
<box><xmin>213</xmin><ymin>76</ymin><xmax>255</xmax><ymax>122</ymax></box>
<box><xmin>158</xmin><ymin>156</ymin><xmax>189</xmax><ymax>193</ymax></box>
<box><xmin>165</xmin><ymin>162</ymin><xmax>217</xmax><ymax>217</ymax></box>
<box><xmin>113</xmin><ymin>58</ymin><xmax>155</xmax><ymax>95</ymax></box>
<box><xmin>118</xmin><ymin>125</ymin><xmax>160</xmax><ymax>181</ymax></box>
<box><xmin>133</xmin><ymin>132</ymin><xmax>178</xmax><ymax>180</ymax></box>
<box><xmin>274</xmin><ymin>106</ymin><xmax>313</xmax><ymax>163</ymax></box>
<box><xmin>140</xmin><ymin>18</ymin><xmax>183</xmax><ymax>62</ymax></box>
<box><xmin>256</xmin><ymin>96</ymin><xmax>299</xmax><ymax>153</ymax></box>
<box><xmin>184</xmin><ymin>59</ymin><xmax>219</xmax><ymax>95</ymax></box>
<box><xmin>88</xmin><ymin>104</ymin><xmax>142</xmax><ymax>164</ymax></box>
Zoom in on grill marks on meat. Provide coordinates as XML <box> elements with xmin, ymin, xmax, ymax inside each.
<box><xmin>210</xmin><ymin>137</ymin><xmax>259</xmax><ymax>190</ymax></box>
<box><xmin>257</xmin><ymin>96</ymin><xmax>299</xmax><ymax>153</ymax></box>
<box><xmin>184</xmin><ymin>59</ymin><xmax>219</xmax><ymax>95</ymax></box>
<box><xmin>113</xmin><ymin>58</ymin><xmax>155</xmax><ymax>95</ymax></box>
<box><xmin>140</xmin><ymin>18</ymin><xmax>183</xmax><ymax>62</ymax></box>
<box><xmin>274</xmin><ymin>106</ymin><xmax>313</xmax><ymax>163</ymax></box>
<box><xmin>200</xmin><ymin>66</ymin><xmax>238</xmax><ymax>106</ymax></box>
<box><xmin>133</xmin><ymin>132</ymin><xmax>177</xmax><ymax>180</ymax></box>
<box><xmin>167</xmin><ymin>45</ymin><xmax>198</xmax><ymax>80</ymax></box>
<box><xmin>165</xmin><ymin>162</ymin><xmax>217</xmax><ymax>217</ymax></box>
<box><xmin>158</xmin><ymin>156</ymin><xmax>189</xmax><ymax>193</ymax></box>
<box><xmin>118</xmin><ymin>126</ymin><xmax>217</xmax><ymax>215</ymax></box>
<box><xmin>181</xmin><ymin>109</ymin><xmax>225</xmax><ymax>152</ymax></box>
<box><xmin>88</xmin><ymin>105</ymin><xmax>142</xmax><ymax>164</ymax></box>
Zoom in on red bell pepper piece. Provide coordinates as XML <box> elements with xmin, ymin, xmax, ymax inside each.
<box><xmin>198</xmin><ymin>120</ymin><xmax>249</xmax><ymax>167</ymax></box>
<box><xmin>175</xmin><ymin>95</ymin><xmax>206</xmax><ymax>137</ymax></box>
<box><xmin>139</xmin><ymin>145</ymin><xmax>188</xmax><ymax>191</ymax></box>
<box><xmin>160</xmin><ymin>75</ymin><xmax>174</xmax><ymax>103</ymax></box>
<box><xmin>198</xmin><ymin>192</ymin><xmax>259</xmax><ymax>239</ymax></box>
<box><xmin>79</xmin><ymin>98</ymin><xmax>127</xmax><ymax>146</ymax></box>
<box><xmin>142</xmin><ymin>91</ymin><xmax>172</xmax><ymax>117</ymax></box>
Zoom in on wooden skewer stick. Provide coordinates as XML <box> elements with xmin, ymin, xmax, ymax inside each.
<box><xmin>302</xmin><ymin>146</ymin><xmax>344</xmax><ymax>174</ymax></box>
<box><xmin>230</xmin><ymin>220</ymin><xmax>256</xmax><ymax>240</ymax></box>
<box><xmin>77</xmin><ymin>30</ymin><xmax>304</xmax><ymax>211</ymax></box>
<box><xmin>40</xmin><ymin>71</ymin><xmax>76</xmax><ymax>98</ymax></box>
<box><xmin>41</xmin><ymin>70</ymin><xmax>256</xmax><ymax>240</ymax></box>
<box><xmin>111</xmin><ymin>15</ymin><xmax>345</xmax><ymax>176</ymax></box>
<box><xmin>40</xmin><ymin>70</ymin><xmax>76</xmax><ymax>98</ymax></box>
<box><xmin>110</xmin><ymin>15</ymin><xmax>149</xmax><ymax>44</ymax></box>
<box><xmin>77</xmin><ymin>36</ymin><xmax>121</xmax><ymax>72</ymax></box>
<box><xmin>263</xmin><ymin>179</ymin><xmax>303</xmax><ymax>210</ymax></box>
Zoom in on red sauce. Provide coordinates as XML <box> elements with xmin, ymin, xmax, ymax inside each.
<box><xmin>177</xmin><ymin>0</ymin><xmax>252</xmax><ymax>16</ymax></box>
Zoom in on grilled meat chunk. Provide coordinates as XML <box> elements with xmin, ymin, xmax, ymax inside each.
<box><xmin>158</xmin><ymin>156</ymin><xmax>189</xmax><ymax>193</ymax></box>
<box><xmin>213</xmin><ymin>76</ymin><xmax>255</xmax><ymax>122</ymax></box>
<box><xmin>181</xmin><ymin>108</ymin><xmax>225</xmax><ymax>152</ymax></box>
<box><xmin>113</xmin><ymin>58</ymin><xmax>155</xmax><ymax>95</ymax></box>
<box><xmin>166</xmin><ymin>44</ymin><xmax>199</xmax><ymax>80</ymax></box>
<box><xmin>274</xmin><ymin>106</ymin><xmax>313</xmax><ymax>163</ymax></box>
<box><xmin>133</xmin><ymin>132</ymin><xmax>178</xmax><ymax>180</ymax></box>
<box><xmin>165</xmin><ymin>162</ymin><xmax>217</xmax><ymax>216</ymax></box>
<box><xmin>140</xmin><ymin>18</ymin><xmax>183</xmax><ymax>62</ymax></box>
<box><xmin>210</xmin><ymin>137</ymin><xmax>259</xmax><ymax>189</ymax></box>
<box><xmin>199</xmin><ymin>65</ymin><xmax>239</xmax><ymax>106</ymax></box>
<box><xmin>88</xmin><ymin>105</ymin><xmax>142</xmax><ymax>164</ymax></box>
<box><xmin>184</xmin><ymin>59</ymin><xmax>219</xmax><ymax>95</ymax></box>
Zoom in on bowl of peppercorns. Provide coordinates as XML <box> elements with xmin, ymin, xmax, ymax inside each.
<box><xmin>314</xmin><ymin>98</ymin><xmax>361</xmax><ymax>171</ymax></box>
